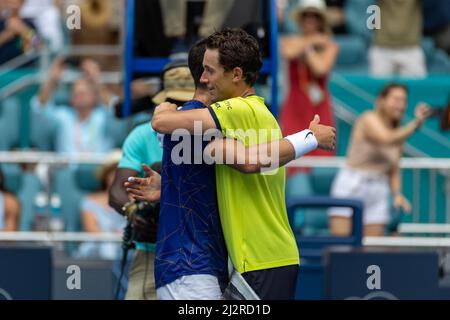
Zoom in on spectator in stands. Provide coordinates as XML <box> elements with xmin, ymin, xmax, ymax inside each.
<box><xmin>325</xmin><ymin>0</ymin><xmax>347</xmax><ymax>34</ymax></box>
<box><xmin>78</xmin><ymin>151</ymin><xmax>126</xmax><ymax>259</ymax></box>
<box><xmin>328</xmin><ymin>83</ymin><xmax>431</xmax><ymax>237</ymax></box>
<box><xmin>160</xmin><ymin>0</ymin><xmax>235</xmax><ymax>56</ymax></box>
<box><xmin>344</xmin><ymin>0</ymin><xmax>373</xmax><ymax>44</ymax></box>
<box><xmin>277</xmin><ymin>0</ymin><xmax>293</xmax><ymax>34</ymax></box>
<box><xmin>432</xmin><ymin>96</ymin><xmax>450</xmax><ymax>131</ymax></box>
<box><xmin>70</xmin><ymin>0</ymin><xmax>121</xmax><ymax>70</ymax></box>
<box><xmin>280</xmin><ymin>0</ymin><xmax>338</xmax><ymax>174</ymax></box>
<box><xmin>423</xmin><ymin>0</ymin><xmax>450</xmax><ymax>55</ymax></box>
<box><xmin>0</xmin><ymin>0</ymin><xmax>41</xmax><ymax>65</ymax></box>
<box><xmin>0</xmin><ymin>167</ymin><xmax>20</xmax><ymax>231</ymax></box>
<box><xmin>31</xmin><ymin>57</ymin><xmax>115</xmax><ymax>154</ymax></box>
<box><xmin>441</xmin><ymin>98</ymin><xmax>450</xmax><ymax>131</ymax></box>
<box><xmin>369</xmin><ymin>0</ymin><xmax>427</xmax><ymax>77</ymax></box>
<box><xmin>20</xmin><ymin>0</ymin><xmax>64</xmax><ymax>53</ymax></box>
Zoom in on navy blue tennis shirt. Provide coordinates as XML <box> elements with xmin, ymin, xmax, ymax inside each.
<box><xmin>155</xmin><ymin>99</ymin><xmax>228</xmax><ymax>289</ymax></box>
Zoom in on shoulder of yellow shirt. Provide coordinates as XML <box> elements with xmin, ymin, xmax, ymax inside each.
<box><xmin>212</xmin><ymin>96</ymin><xmax>266</xmax><ymax>111</ymax></box>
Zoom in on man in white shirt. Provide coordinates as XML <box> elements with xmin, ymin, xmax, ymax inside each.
<box><xmin>31</xmin><ymin>58</ymin><xmax>115</xmax><ymax>154</ymax></box>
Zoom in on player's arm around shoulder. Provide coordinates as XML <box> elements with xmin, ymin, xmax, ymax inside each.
<box><xmin>204</xmin><ymin>137</ymin><xmax>296</xmax><ymax>174</ymax></box>
<box><xmin>151</xmin><ymin>102</ymin><xmax>217</xmax><ymax>134</ymax></box>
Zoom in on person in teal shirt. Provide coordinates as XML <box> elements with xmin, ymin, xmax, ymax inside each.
<box><xmin>109</xmin><ymin>122</ymin><xmax>162</xmax><ymax>300</ymax></box>
<box><xmin>118</xmin><ymin>123</ymin><xmax>162</xmax><ymax>174</ymax></box>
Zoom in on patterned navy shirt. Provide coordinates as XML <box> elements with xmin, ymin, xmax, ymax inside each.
<box><xmin>155</xmin><ymin>100</ymin><xmax>228</xmax><ymax>289</ymax></box>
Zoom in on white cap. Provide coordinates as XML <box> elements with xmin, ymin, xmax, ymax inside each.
<box><xmin>296</xmin><ymin>0</ymin><xmax>326</xmax><ymax>11</ymax></box>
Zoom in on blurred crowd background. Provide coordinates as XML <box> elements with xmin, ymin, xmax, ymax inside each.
<box><xmin>0</xmin><ymin>0</ymin><xmax>449</xmax><ymax>251</ymax></box>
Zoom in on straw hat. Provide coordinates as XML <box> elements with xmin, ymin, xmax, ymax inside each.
<box><xmin>152</xmin><ymin>61</ymin><xmax>196</xmax><ymax>105</ymax></box>
<box><xmin>291</xmin><ymin>0</ymin><xmax>331</xmax><ymax>34</ymax></box>
<box><xmin>80</xmin><ymin>0</ymin><xmax>112</xmax><ymax>29</ymax></box>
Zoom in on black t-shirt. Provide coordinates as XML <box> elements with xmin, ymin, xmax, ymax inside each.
<box><xmin>0</xmin><ymin>17</ymin><xmax>36</xmax><ymax>65</ymax></box>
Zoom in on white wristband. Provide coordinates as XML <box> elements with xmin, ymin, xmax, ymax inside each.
<box><xmin>285</xmin><ymin>129</ymin><xmax>318</xmax><ymax>159</ymax></box>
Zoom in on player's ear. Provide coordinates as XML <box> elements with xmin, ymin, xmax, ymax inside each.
<box><xmin>232</xmin><ymin>67</ymin><xmax>244</xmax><ymax>82</ymax></box>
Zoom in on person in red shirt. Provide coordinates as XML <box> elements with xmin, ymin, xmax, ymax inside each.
<box><xmin>280</xmin><ymin>0</ymin><xmax>339</xmax><ymax>174</ymax></box>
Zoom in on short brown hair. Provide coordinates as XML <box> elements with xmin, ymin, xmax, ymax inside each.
<box><xmin>377</xmin><ymin>83</ymin><xmax>409</xmax><ymax>128</ymax></box>
<box><xmin>379</xmin><ymin>83</ymin><xmax>408</xmax><ymax>98</ymax></box>
<box><xmin>205</xmin><ymin>28</ymin><xmax>262</xmax><ymax>87</ymax></box>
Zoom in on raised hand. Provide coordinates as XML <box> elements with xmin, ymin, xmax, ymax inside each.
<box><xmin>6</xmin><ymin>16</ymin><xmax>30</xmax><ymax>36</ymax></box>
<box><xmin>309</xmin><ymin>115</ymin><xmax>336</xmax><ymax>151</ymax></box>
<box><xmin>81</xmin><ymin>58</ymin><xmax>101</xmax><ymax>83</ymax></box>
<box><xmin>49</xmin><ymin>57</ymin><xmax>66</xmax><ymax>81</ymax></box>
<box><xmin>414</xmin><ymin>103</ymin><xmax>432</xmax><ymax>125</ymax></box>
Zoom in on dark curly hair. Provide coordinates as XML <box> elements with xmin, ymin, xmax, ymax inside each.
<box><xmin>205</xmin><ymin>28</ymin><xmax>263</xmax><ymax>87</ymax></box>
<box><xmin>379</xmin><ymin>83</ymin><xmax>408</xmax><ymax>98</ymax></box>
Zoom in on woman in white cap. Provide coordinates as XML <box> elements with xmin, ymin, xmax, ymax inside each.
<box><xmin>280</xmin><ymin>0</ymin><xmax>338</xmax><ymax>175</ymax></box>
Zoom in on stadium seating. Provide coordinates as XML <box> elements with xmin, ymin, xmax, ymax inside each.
<box><xmin>286</xmin><ymin>173</ymin><xmax>312</xmax><ymax>233</ymax></box>
<box><xmin>334</xmin><ymin>35</ymin><xmax>368</xmax><ymax>74</ymax></box>
<box><xmin>17</xmin><ymin>172</ymin><xmax>43</xmax><ymax>231</ymax></box>
<box><xmin>0</xmin><ymin>98</ymin><xmax>20</xmax><ymax>151</ymax></box>
<box><xmin>53</xmin><ymin>167</ymin><xmax>88</xmax><ymax>232</ymax></box>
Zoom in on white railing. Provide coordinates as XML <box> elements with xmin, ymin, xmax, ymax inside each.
<box><xmin>289</xmin><ymin>156</ymin><xmax>450</xmax><ymax>227</ymax></box>
<box><xmin>399</xmin><ymin>223</ymin><xmax>450</xmax><ymax>234</ymax></box>
<box><xmin>1</xmin><ymin>152</ymin><xmax>450</xmax><ymax>241</ymax></box>
<box><xmin>2</xmin><ymin>232</ymin><xmax>450</xmax><ymax>249</ymax></box>
<box><xmin>0</xmin><ymin>151</ymin><xmax>109</xmax><ymax>165</ymax></box>
<box><xmin>2</xmin><ymin>152</ymin><xmax>446</xmax><ymax>170</ymax></box>
<box><xmin>364</xmin><ymin>236</ymin><xmax>450</xmax><ymax>247</ymax></box>
<box><xmin>0</xmin><ymin>232</ymin><xmax>121</xmax><ymax>242</ymax></box>
<box><xmin>288</xmin><ymin>156</ymin><xmax>450</xmax><ymax>170</ymax></box>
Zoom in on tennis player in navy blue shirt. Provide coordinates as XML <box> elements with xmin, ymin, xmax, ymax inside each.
<box><xmin>154</xmin><ymin>44</ymin><xmax>228</xmax><ymax>300</ymax></box>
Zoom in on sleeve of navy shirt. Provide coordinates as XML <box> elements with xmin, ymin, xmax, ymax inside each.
<box><xmin>178</xmin><ymin>100</ymin><xmax>206</xmax><ymax>111</ymax></box>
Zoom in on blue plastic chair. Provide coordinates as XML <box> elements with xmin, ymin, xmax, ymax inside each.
<box><xmin>286</xmin><ymin>173</ymin><xmax>313</xmax><ymax>233</ymax></box>
<box><xmin>287</xmin><ymin>196</ymin><xmax>363</xmax><ymax>300</ymax></box>
<box><xmin>0</xmin><ymin>98</ymin><xmax>20</xmax><ymax>150</ymax></box>
<box><xmin>17</xmin><ymin>172</ymin><xmax>43</xmax><ymax>231</ymax></box>
<box><xmin>334</xmin><ymin>35</ymin><xmax>369</xmax><ymax>74</ymax></box>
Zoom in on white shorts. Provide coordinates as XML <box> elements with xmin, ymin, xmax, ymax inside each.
<box><xmin>156</xmin><ymin>274</ymin><xmax>223</xmax><ymax>300</ymax></box>
<box><xmin>328</xmin><ymin>167</ymin><xmax>390</xmax><ymax>225</ymax></box>
<box><xmin>369</xmin><ymin>45</ymin><xmax>427</xmax><ymax>77</ymax></box>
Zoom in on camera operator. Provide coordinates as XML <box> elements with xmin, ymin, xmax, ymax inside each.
<box><xmin>109</xmin><ymin>145</ymin><xmax>161</xmax><ymax>300</ymax></box>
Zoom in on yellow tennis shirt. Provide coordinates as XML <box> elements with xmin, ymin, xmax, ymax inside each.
<box><xmin>208</xmin><ymin>95</ymin><xmax>300</xmax><ymax>273</ymax></box>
